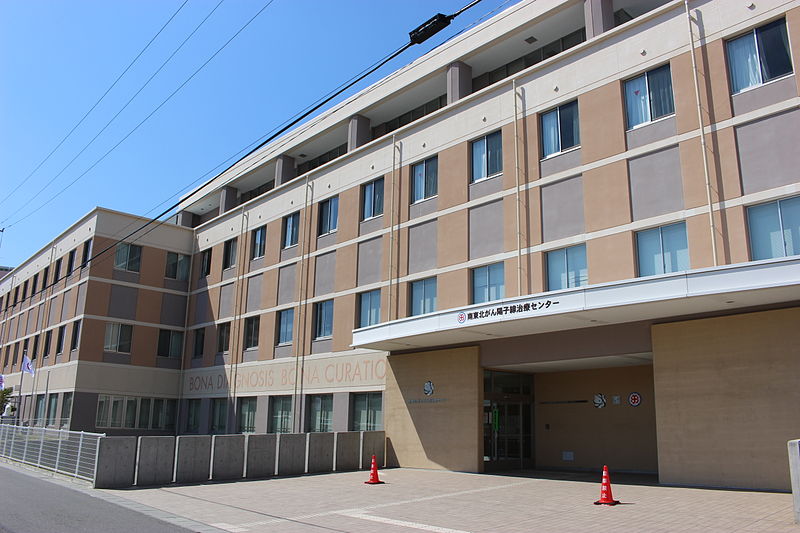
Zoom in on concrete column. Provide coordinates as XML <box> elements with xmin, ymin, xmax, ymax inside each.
<box><xmin>584</xmin><ymin>0</ymin><xmax>614</xmax><ymax>39</ymax></box>
<box><xmin>219</xmin><ymin>186</ymin><xmax>238</xmax><ymax>214</ymax></box>
<box><xmin>275</xmin><ymin>154</ymin><xmax>296</xmax><ymax>185</ymax></box>
<box><xmin>175</xmin><ymin>211</ymin><xmax>195</xmax><ymax>228</ymax></box>
<box><xmin>447</xmin><ymin>61</ymin><xmax>472</xmax><ymax>104</ymax></box>
<box><xmin>347</xmin><ymin>115</ymin><xmax>371</xmax><ymax>151</ymax></box>
<box><xmin>789</xmin><ymin>439</ymin><xmax>800</xmax><ymax>524</ymax></box>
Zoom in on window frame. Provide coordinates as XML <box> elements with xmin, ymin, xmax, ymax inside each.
<box><xmin>268</xmin><ymin>395</ymin><xmax>292</xmax><ymax>434</ymax></box>
<box><xmin>546</xmin><ymin>244</ymin><xmax>588</xmax><ymax>291</ymax></box>
<box><xmin>471</xmin><ymin>262</ymin><xmax>505</xmax><ymax>304</ymax></box>
<box><xmin>635</xmin><ymin>221</ymin><xmax>689</xmax><ymax>277</ymax></box>
<box><xmin>157</xmin><ymin>329</ymin><xmax>183</xmax><ymax>358</ymax></box>
<box><xmin>283</xmin><ymin>212</ymin><xmax>300</xmax><ymax>249</ymax></box>
<box><xmin>314</xmin><ymin>300</ymin><xmax>334</xmax><ymax>340</ymax></box>
<box><xmin>276</xmin><ymin>309</ymin><xmax>294</xmax><ymax>346</ymax></box>
<box><xmin>306</xmin><ymin>394</ymin><xmax>333</xmax><ymax>433</ymax></box>
<box><xmin>726</xmin><ymin>18</ymin><xmax>794</xmax><ymax>95</ymax></box>
<box><xmin>470</xmin><ymin>130</ymin><xmax>503</xmax><ymax>183</ymax></box>
<box><xmin>540</xmin><ymin>100</ymin><xmax>580</xmax><ymax>159</ymax></box>
<box><xmin>624</xmin><ymin>64</ymin><xmax>675</xmax><ymax>130</ymax></box>
<box><xmin>217</xmin><ymin>322</ymin><xmax>231</xmax><ymax>353</ymax></box>
<box><xmin>56</xmin><ymin>325</ymin><xmax>66</xmax><ymax>355</ymax></box>
<box><xmin>193</xmin><ymin>328</ymin><xmax>205</xmax><ymax>359</ymax></box>
<box><xmin>409</xmin><ymin>277</ymin><xmax>437</xmax><ymax>316</ymax></box>
<box><xmin>244</xmin><ymin>316</ymin><xmax>260</xmax><ymax>350</ymax></box>
<box><xmin>350</xmin><ymin>391</ymin><xmax>383</xmax><ymax>431</ymax></box>
<box><xmin>318</xmin><ymin>196</ymin><xmax>339</xmax><ymax>236</ymax></box>
<box><xmin>114</xmin><ymin>242</ymin><xmax>142</xmax><ymax>273</ymax></box>
<box><xmin>746</xmin><ymin>195</ymin><xmax>800</xmax><ymax>260</ymax></box>
<box><xmin>251</xmin><ymin>225</ymin><xmax>267</xmax><ymax>260</ymax></box>
<box><xmin>70</xmin><ymin>320</ymin><xmax>81</xmax><ymax>351</ymax></box>
<box><xmin>199</xmin><ymin>249</ymin><xmax>212</xmax><ymax>277</ymax></box>
<box><xmin>222</xmin><ymin>238</ymin><xmax>238</xmax><ymax>270</ymax></box>
<box><xmin>104</xmin><ymin>323</ymin><xmax>133</xmax><ymax>354</ymax></box>
<box><xmin>358</xmin><ymin>290</ymin><xmax>381</xmax><ymax>328</ymax></box>
<box><xmin>411</xmin><ymin>156</ymin><xmax>438</xmax><ymax>204</ymax></box>
<box><xmin>361</xmin><ymin>177</ymin><xmax>384</xmax><ymax>220</ymax></box>
<box><xmin>165</xmin><ymin>251</ymin><xmax>190</xmax><ymax>280</ymax></box>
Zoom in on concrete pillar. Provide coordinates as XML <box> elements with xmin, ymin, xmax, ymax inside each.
<box><xmin>219</xmin><ymin>186</ymin><xmax>238</xmax><ymax>214</ymax></box>
<box><xmin>347</xmin><ymin>115</ymin><xmax>371</xmax><ymax>151</ymax></box>
<box><xmin>584</xmin><ymin>0</ymin><xmax>614</xmax><ymax>39</ymax></box>
<box><xmin>447</xmin><ymin>61</ymin><xmax>472</xmax><ymax>104</ymax></box>
<box><xmin>175</xmin><ymin>211</ymin><xmax>195</xmax><ymax>228</ymax></box>
<box><xmin>789</xmin><ymin>439</ymin><xmax>800</xmax><ymax>524</ymax></box>
<box><xmin>275</xmin><ymin>154</ymin><xmax>296</xmax><ymax>185</ymax></box>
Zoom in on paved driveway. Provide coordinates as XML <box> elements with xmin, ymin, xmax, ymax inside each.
<box><xmin>101</xmin><ymin>468</ymin><xmax>797</xmax><ymax>533</ymax></box>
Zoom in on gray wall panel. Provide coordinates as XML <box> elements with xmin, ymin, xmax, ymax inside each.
<box><xmin>468</xmin><ymin>175</ymin><xmax>503</xmax><ymax>201</ymax></box>
<box><xmin>211</xmin><ymin>434</ymin><xmax>245</xmax><ymax>480</ymax></box>
<box><xmin>136</xmin><ymin>436</ymin><xmax>175</xmax><ymax>486</ymax></box>
<box><xmin>541</xmin><ymin>176</ymin><xmax>585</xmax><ymax>241</ymax></box>
<box><xmin>246</xmin><ymin>274</ymin><xmax>262</xmax><ymax>312</ymax></box>
<box><xmin>540</xmin><ymin>147</ymin><xmax>581</xmax><ymax>177</ymax></box>
<box><xmin>408</xmin><ymin>221</ymin><xmax>438</xmax><ymax>273</ymax></box>
<box><xmin>108</xmin><ymin>285</ymin><xmax>137</xmax><ymax>320</ymax></box>
<box><xmin>60</xmin><ymin>289</ymin><xmax>72</xmax><ymax>322</ymax></box>
<box><xmin>357</xmin><ymin>238</ymin><xmax>382</xmax><ymax>286</ymax></box>
<box><xmin>737</xmin><ymin>108</ymin><xmax>800</xmax><ymax>194</ymax></box>
<box><xmin>160</xmin><ymin>293</ymin><xmax>187</xmax><ymax>327</ymax></box>
<box><xmin>732</xmin><ymin>76</ymin><xmax>797</xmax><ymax>116</ymax></box>
<box><xmin>277</xmin><ymin>265</ymin><xmax>296</xmax><ymax>305</ymax></box>
<box><xmin>246</xmin><ymin>433</ymin><xmax>276</xmax><ymax>478</ymax></box>
<box><xmin>626</xmin><ymin>116</ymin><xmax>676</xmax><ymax>149</ymax></box>
<box><xmin>629</xmin><ymin>145</ymin><xmax>683</xmax><ymax>221</ymax></box>
<box><xmin>314</xmin><ymin>252</ymin><xmax>336</xmax><ymax>296</ymax></box>
<box><xmin>194</xmin><ymin>294</ymin><xmax>211</xmax><ymax>324</ymax></box>
<box><xmin>469</xmin><ymin>200</ymin><xmax>504</xmax><ymax>259</ymax></box>
<box><xmin>219</xmin><ymin>283</ymin><xmax>234</xmax><ymax>319</ymax></box>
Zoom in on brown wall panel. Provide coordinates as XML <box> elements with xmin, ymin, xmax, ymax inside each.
<box><xmin>77</xmin><ymin>318</ymin><xmax>105</xmax><ymax>363</ymax></box>
<box><xmin>337</xmin><ymin>186</ymin><xmax>360</xmax><ymax>243</ymax></box>
<box><xmin>130</xmin><ymin>326</ymin><xmax>157</xmax><ymax>367</ymax></box>
<box><xmin>578</xmin><ymin>81</ymin><xmax>626</xmax><ymax>164</ymax></box>
<box><xmin>438</xmin><ymin>142</ymin><xmax>469</xmax><ymax>210</ymax></box>
<box><xmin>587</xmin><ymin>232</ymin><xmax>635</xmax><ymax>284</ymax></box>
<box><xmin>721</xmin><ymin>205</ymin><xmax>749</xmax><ymax>265</ymax></box>
<box><xmin>265</xmin><ymin>219</ymin><xmax>283</xmax><ymax>266</ymax></box>
<box><xmin>583</xmin><ymin>161</ymin><xmax>631</xmax><ymax>232</ymax></box>
<box><xmin>136</xmin><ymin>289</ymin><xmax>161</xmax><ymax>325</ymax></box>
<box><xmin>335</xmin><ymin>243</ymin><xmax>358</xmax><ymax>293</ymax></box>
<box><xmin>259</xmin><ymin>312</ymin><xmax>275</xmax><ymax>360</ymax></box>
<box><xmin>438</xmin><ymin>269</ymin><xmax>469</xmax><ymax>311</ymax></box>
<box><xmin>332</xmin><ymin>293</ymin><xmax>356</xmax><ymax>352</ymax></box>
<box><xmin>262</xmin><ymin>268</ymin><xmax>278</xmax><ymax>309</ymax></box>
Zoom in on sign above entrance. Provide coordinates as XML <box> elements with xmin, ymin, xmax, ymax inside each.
<box><xmin>457</xmin><ymin>298</ymin><xmax>562</xmax><ymax>325</ymax></box>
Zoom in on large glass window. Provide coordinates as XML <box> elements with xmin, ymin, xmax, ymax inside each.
<box><xmin>269</xmin><ymin>396</ymin><xmax>292</xmax><ymax>433</ymax></box>
<box><xmin>410</xmin><ymin>277</ymin><xmax>437</xmax><ymax>316</ymax></box>
<box><xmin>186</xmin><ymin>399</ymin><xmax>201</xmax><ymax>433</ymax></box>
<box><xmin>61</xmin><ymin>392</ymin><xmax>73</xmax><ymax>422</ymax></box>
<box><xmin>114</xmin><ymin>242</ymin><xmax>142</xmax><ymax>272</ymax></box>
<box><xmin>540</xmin><ymin>100</ymin><xmax>580</xmax><ymax>158</ymax></box>
<box><xmin>165</xmin><ymin>252</ymin><xmax>190</xmax><ymax>280</ymax></box>
<box><xmin>727</xmin><ymin>19</ymin><xmax>792</xmax><ymax>94</ymax></box>
<box><xmin>244</xmin><ymin>316</ymin><xmax>260</xmax><ymax>349</ymax></box>
<box><xmin>35</xmin><ymin>394</ymin><xmax>46</xmax><ymax>425</ymax></box>
<box><xmin>283</xmin><ymin>212</ymin><xmax>300</xmax><ymax>248</ymax></box>
<box><xmin>747</xmin><ymin>196</ymin><xmax>800</xmax><ymax>260</ymax></box>
<box><xmin>546</xmin><ymin>244</ymin><xmax>588</xmax><ymax>290</ymax></box>
<box><xmin>222</xmin><ymin>238</ymin><xmax>238</xmax><ymax>270</ymax></box>
<box><xmin>104</xmin><ymin>323</ymin><xmax>132</xmax><ymax>353</ymax></box>
<box><xmin>277</xmin><ymin>309</ymin><xmax>294</xmax><ymax>345</ymax></box>
<box><xmin>307</xmin><ymin>394</ymin><xmax>333</xmax><ymax>432</ymax></box>
<box><xmin>193</xmin><ymin>328</ymin><xmax>205</xmax><ymax>359</ymax></box>
<box><xmin>95</xmin><ymin>395</ymin><xmax>109</xmax><ymax>428</ymax></box>
<box><xmin>81</xmin><ymin>239</ymin><xmax>92</xmax><ymax>268</ymax></box>
<box><xmin>46</xmin><ymin>394</ymin><xmax>58</xmax><ymax>426</ymax></box>
<box><xmin>124</xmin><ymin>398</ymin><xmax>137</xmax><ymax>428</ymax></box>
<box><xmin>200</xmin><ymin>249</ymin><xmax>212</xmax><ymax>277</ymax></box>
<box><xmin>157</xmin><ymin>329</ymin><xmax>183</xmax><ymax>358</ymax></box>
<box><xmin>217</xmin><ymin>322</ymin><xmax>230</xmax><ymax>353</ymax></box>
<box><xmin>411</xmin><ymin>157</ymin><xmax>438</xmax><ymax>203</ymax></box>
<box><xmin>636</xmin><ymin>222</ymin><xmax>689</xmax><ymax>277</ymax></box>
<box><xmin>318</xmin><ymin>196</ymin><xmax>339</xmax><ymax>235</ymax></box>
<box><xmin>56</xmin><ymin>325</ymin><xmax>66</xmax><ymax>355</ymax></box>
<box><xmin>351</xmin><ymin>392</ymin><xmax>383</xmax><ymax>431</ymax></box>
<box><xmin>314</xmin><ymin>300</ymin><xmax>334</xmax><ymax>339</ymax></box>
<box><xmin>67</xmin><ymin>249</ymin><xmax>76</xmax><ymax>275</ymax></box>
<box><xmin>70</xmin><ymin>320</ymin><xmax>81</xmax><ymax>351</ymax></box>
<box><xmin>624</xmin><ymin>64</ymin><xmax>675</xmax><ymax>129</ymax></box>
<box><xmin>472</xmin><ymin>262</ymin><xmax>505</xmax><ymax>304</ymax></box>
<box><xmin>239</xmin><ymin>397</ymin><xmax>257</xmax><ymax>433</ymax></box>
<box><xmin>471</xmin><ymin>131</ymin><xmax>503</xmax><ymax>182</ymax></box>
<box><xmin>210</xmin><ymin>398</ymin><xmax>227</xmax><ymax>434</ymax></box>
<box><xmin>251</xmin><ymin>225</ymin><xmax>267</xmax><ymax>259</ymax></box>
<box><xmin>358</xmin><ymin>290</ymin><xmax>381</xmax><ymax>328</ymax></box>
<box><xmin>362</xmin><ymin>178</ymin><xmax>384</xmax><ymax>220</ymax></box>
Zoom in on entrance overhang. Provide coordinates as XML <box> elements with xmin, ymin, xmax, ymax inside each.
<box><xmin>352</xmin><ymin>257</ymin><xmax>800</xmax><ymax>352</ymax></box>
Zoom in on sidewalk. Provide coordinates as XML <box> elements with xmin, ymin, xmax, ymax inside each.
<box><xmin>104</xmin><ymin>468</ymin><xmax>797</xmax><ymax>533</ymax></box>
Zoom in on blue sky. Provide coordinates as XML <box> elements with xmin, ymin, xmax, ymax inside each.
<box><xmin>0</xmin><ymin>0</ymin><xmax>515</xmax><ymax>268</ymax></box>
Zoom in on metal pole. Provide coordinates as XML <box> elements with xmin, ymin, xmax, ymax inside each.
<box><xmin>512</xmin><ymin>79</ymin><xmax>524</xmax><ymax>296</ymax></box>
<box><xmin>74</xmin><ymin>431</ymin><xmax>84</xmax><ymax>478</ymax></box>
<box><xmin>54</xmin><ymin>428</ymin><xmax>63</xmax><ymax>473</ymax></box>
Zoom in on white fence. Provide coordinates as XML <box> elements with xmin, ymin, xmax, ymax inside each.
<box><xmin>0</xmin><ymin>424</ymin><xmax>104</xmax><ymax>482</ymax></box>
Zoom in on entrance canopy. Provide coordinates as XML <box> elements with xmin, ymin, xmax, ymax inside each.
<box><xmin>352</xmin><ymin>257</ymin><xmax>800</xmax><ymax>352</ymax></box>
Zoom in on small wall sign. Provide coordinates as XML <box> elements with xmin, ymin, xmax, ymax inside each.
<box><xmin>423</xmin><ymin>380</ymin><xmax>435</xmax><ymax>396</ymax></box>
<box><xmin>628</xmin><ymin>392</ymin><xmax>641</xmax><ymax>407</ymax></box>
<box><xmin>593</xmin><ymin>393</ymin><xmax>607</xmax><ymax>409</ymax></box>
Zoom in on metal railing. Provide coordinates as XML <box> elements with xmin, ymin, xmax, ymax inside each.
<box><xmin>0</xmin><ymin>424</ymin><xmax>104</xmax><ymax>482</ymax></box>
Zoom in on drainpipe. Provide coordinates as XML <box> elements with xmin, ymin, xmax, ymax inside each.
<box><xmin>512</xmin><ymin>79</ymin><xmax>524</xmax><ymax>295</ymax></box>
<box><xmin>685</xmin><ymin>0</ymin><xmax>719</xmax><ymax>266</ymax></box>
<box><xmin>228</xmin><ymin>205</ymin><xmax>248</xmax><ymax>433</ymax></box>
<box><xmin>388</xmin><ymin>135</ymin><xmax>399</xmax><ymax>321</ymax></box>
<box><xmin>293</xmin><ymin>173</ymin><xmax>313</xmax><ymax>434</ymax></box>
<box><xmin>175</xmin><ymin>236</ymin><xmax>195</xmax><ymax>436</ymax></box>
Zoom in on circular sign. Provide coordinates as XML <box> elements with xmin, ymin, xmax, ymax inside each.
<box><xmin>457</xmin><ymin>312</ymin><xmax>467</xmax><ymax>324</ymax></box>
<box><xmin>423</xmin><ymin>381</ymin><xmax>435</xmax><ymax>396</ymax></box>
<box><xmin>628</xmin><ymin>392</ymin><xmax>642</xmax><ymax>407</ymax></box>
<box><xmin>593</xmin><ymin>393</ymin><xmax>607</xmax><ymax>409</ymax></box>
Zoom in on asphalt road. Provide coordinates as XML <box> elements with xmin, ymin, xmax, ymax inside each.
<box><xmin>0</xmin><ymin>463</ymin><xmax>198</xmax><ymax>533</ymax></box>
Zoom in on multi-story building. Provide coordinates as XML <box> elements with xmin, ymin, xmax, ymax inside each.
<box><xmin>1</xmin><ymin>0</ymin><xmax>799</xmax><ymax>491</ymax></box>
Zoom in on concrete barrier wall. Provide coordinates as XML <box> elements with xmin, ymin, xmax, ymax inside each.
<box><xmin>175</xmin><ymin>435</ymin><xmax>212</xmax><ymax>483</ymax></box>
<box><xmin>94</xmin><ymin>437</ymin><xmax>137</xmax><ymax>489</ymax></box>
<box><xmin>789</xmin><ymin>439</ymin><xmax>800</xmax><ymax>524</ymax></box>
<box><xmin>92</xmin><ymin>431</ymin><xmax>384</xmax><ymax>488</ymax></box>
<box><xmin>212</xmin><ymin>435</ymin><xmax>245</xmax><ymax>481</ymax></box>
<box><xmin>136</xmin><ymin>436</ymin><xmax>176</xmax><ymax>486</ymax></box>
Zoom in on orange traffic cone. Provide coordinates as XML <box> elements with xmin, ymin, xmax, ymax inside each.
<box><xmin>364</xmin><ymin>454</ymin><xmax>384</xmax><ymax>485</ymax></box>
<box><xmin>593</xmin><ymin>465</ymin><xmax>619</xmax><ymax>505</ymax></box>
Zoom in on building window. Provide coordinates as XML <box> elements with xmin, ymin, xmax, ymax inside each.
<box><xmin>362</xmin><ymin>177</ymin><xmax>384</xmax><ymax>220</ymax></box>
<box><xmin>123</xmin><ymin>397</ymin><xmax>137</xmax><ymax>429</ymax></box>
<box><xmin>186</xmin><ymin>399</ymin><xmax>200</xmax><ymax>433</ymax></box>
<box><xmin>307</xmin><ymin>394</ymin><xmax>333</xmax><ymax>432</ymax></box>
<box><xmin>222</xmin><ymin>238</ymin><xmax>238</xmax><ymax>270</ymax></box>
<box><xmin>70</xmin><ymin>320</ymin><xmax>81</xmax><ymax>351</ymax></box>
<box><xmin>157</xmin><ymin>329</ymin><xmax>183</xmax><ymax>358</ymax></box>
<box><xmin>283</xmin><ymin>212</ymin><xmax>300</xmax><ymax>248</ymax></box>
<box><xmin>200</xmin><ymin>249</ymin><xmax>212</xmax><ymax>277</ymax></box>
<box><xmin>727</xmin><ymin>19</ymin><xmax>792</xmax><ymax>94</ymax></box>
<box><xmin>138</xmin><ymin>399</ymin><xmax>151</xmax><ymax>429</ymax></box>
<box><xmin>35</xmin><ymin>394</ymin><xmax>46</xmax><ymax>425</ymax></box>
<box><xmin>410</xmin><ymin>277</ymin><xmax>437</xmax><ymax>316</ymax></box>
<box><xmin>67</xmin><ymin>249</ymin><xmax>76</xmax><ymax>275</ymax></box>
<box><xmin>95</xmin><ymin>396</ymin><xmax>109</xmax><ymax>428</ymax></box>
<box><xmin>21</xmin><ymin>281</ymin><xmax>28</xmax><ymax>301</ymax></box>
<box><xmin>42</xmin><ymin>266</ymin><xmax>49</xmax><ymax>291</ymax></box>
<box><xmin>277</xmin><ymin>309</ymin><xmax>294</xmax><ymax>345</ymax></box>
<box><xmin>210</xmin><ymin>398</ymin><xmax>227</xmax><ymax>434</ymax></box>
<box><xmin>314</xmin><ymin>300</ymin><xmax>334</xmax><ymax>339</ymax></box>
<box><xmin>47</xmin><ymin>393</ymin><xmax>58</xmax><ymax>426</ymax></box>
<box><xmin>747</xmin><ymin>196</ymin><xmax>800</xmax><ymax>260</ymax></box>
<box><xmin>269</xmin><ymin>395</ymin><xmax>292</xmax><ymax>433</ymax></box>
<box><xmin>540</xmin><ymin>100</ymin><xmax>580</xmax><ymax>158</ymax></box>
<box><xmin>471</xmin><ymin>131</ymin><xmax>503</xmax><ymax>182</ymax></box>
<box><xmin>251</xmin><ymin>225</ymin><xmax>267</xmax><ymax>259</ymax></box>
<box><xmin>32</xmin><ymin>335</ymin><xmax>40</xmax><ymax>359</ymax></box>
<box><xmin>165</xmin><ymin>252</ymin><xmax>190</xmax><ymax>280</ymax></box>
<box><xmin>351</xmin><ymin>392</ymin><xmax>383</xmax><ymax>431</ymax></box>
<box><xmin>358</xmin><ymin>290</ymin><xmax>381</xmax><ymax>328</ymax></box>
<box><xmin>81</xmin><ymin>239</ymin><xmax>92</xmax><ymax>268</ymax></box>
<box><xmin>104</xmin><ymin>323</ymin><xmax>133</xmax><ymax>353</ymax></box>
<box><xmin>43</xmin><ymin>330</ymin><xmax>52</xmax><ymax>358</ymax></box>
<box><xmin>53</xmin><ymin>258</ymin><xmax>62</xmax><ymax>283</ymax></box>
<box><xmin>193</xmin><ymin>328</ymin><xmax>205</xmax><ymax>359</ymax></box>
<box><xmin>239</xmin><ymin>397</ymin><xmax>257</xmax><ymax>433</ymax></box>
<box><xmin>217</xmin><ymin>322</ymin><xmax>230</xmax><ymax>353</ymax></box>
<box><xmin>62</xmin><ymin>392</ymin><xmax>73</xmax><ymax>421</ymax></box>
<box><xmin>114</xmin><ymin>243</ymin><xmax>142</xmax><ymax>272</ymax></box>
<box><xmin>472</xmin><ymin>262</ymin><xmax>505</xmax><ymax>304</ymax></box>
<box><xmin>636</xmin><ymin>222</ymin><xmax>689</xmax><ymax>277</ymax></box>
<box><xmin>56</xmin><ymin>325</ymin><xmax>66</xmax><ymax>355</ymax></box>
<box><xmin>547</xmin><ymin>244</ymin><xmax>588</xmax><ymax>290</ymax></box>
<box><xmin>32</xmin><ymin>274</ymin><xmax>39</xmax><ymax>296</ymax></box>
<box><xmin>244</xmin><ymin>316</ymin><xmax>260</xmax><ymax>349</ymax></box>
<box><xmin>318</xmin><ymin>196</ymin><xmax>339</xmax><ymax>235</ymax></box>
<box><xmin>624</xmin><ymin>64</ymin><xmax>674</xmax><ymax>129</ymax></box>
<box><xmin>411</xmin><ymin>156</ymin><xmax>438</xmax><ymax>203</ymax></box>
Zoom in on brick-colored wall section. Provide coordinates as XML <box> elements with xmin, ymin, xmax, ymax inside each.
<box><xmin>583</xmin><ymin>160</ymin><xmax>631</xmax><ymax>233</ymax></box>
<box><xmin>653</xmin><ymin>307</ymin><xmax>800</xmax><ymax>490</ymax></box>
<box><xmin>579</xmin><ymin>81</ymin><xmax>626</xmax><ymax>164</ymax></box>
<box><xmin>385</xmin><ymin>346</ymin><xmax>482</xmax><ymax>471</ymax></box>
<box><xmin>789</xmin><ymin>7</ymin><xmax>800</xmax><ymax>90</ymax></box>
<box><xmin>334</xmin><ymin>243</ymin><xmax>357</xmax><ymax>293</ymax></box>
<box><xmin>438</xmin><ymin>269</ymin><xmax>469</xmax><ymax>311</ymax></box>
<box><xmin>332</xmin><ymin>293</ymin><xmax>356</xmax><ymax>352</ymax></box>
<box><xmin>587</xmin><ymin>232</ymin><xmax>635</xmax><ymax>284</ymax></box>
<box><xmin>438</xmin><ymin>143</ymin><xmax>468</xmax><ymax>210</ymax></box>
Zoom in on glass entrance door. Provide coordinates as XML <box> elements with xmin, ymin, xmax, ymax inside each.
<box><xmin>483</xmin><ymin>370</ymin><xmax>534</xmax><ymax>470</ymax></box>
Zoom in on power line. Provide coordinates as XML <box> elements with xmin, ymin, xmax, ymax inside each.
<box><xmin>0</xmin><ymin>0</ymin><xmax>190</xmax><ymax>209</ymax></box>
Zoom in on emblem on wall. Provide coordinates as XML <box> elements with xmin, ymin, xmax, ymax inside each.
<box><xmin>593</xmin><ymin>393</ymin><xmax>607</xmax><ymax>409</ymax></box>
<box><xmin>628</xmin><ymin>392</ymin><xmax>642</xmax><ymax>407</ymax></box>
<box><xmin>423</xmin><ymin>380</ymin><xmax>435</xmax><ymax>396</ymax></box>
